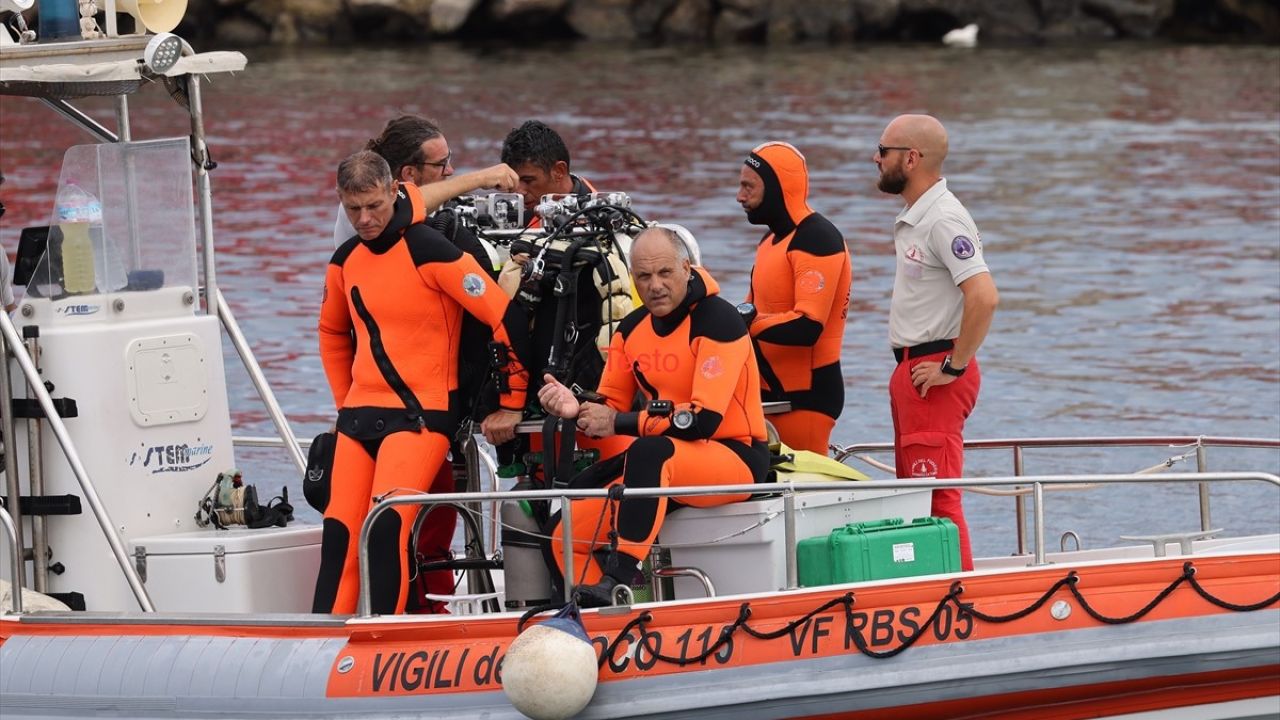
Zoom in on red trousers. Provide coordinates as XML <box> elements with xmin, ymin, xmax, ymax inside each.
<box><xmin>889</xmin><ymin>351</ymin><xmax>979</xmax><ymax>570</ymax></box>
<box><xmin>407</xmin><ymin>460</ymin><xmax>461</xmax><ymax>613</ymax></box>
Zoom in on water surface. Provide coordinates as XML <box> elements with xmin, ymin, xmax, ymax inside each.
<box><xmin>2</xmin><ymin>41</ymin><xmax>1277</xmax><ymax>556</ymax></box>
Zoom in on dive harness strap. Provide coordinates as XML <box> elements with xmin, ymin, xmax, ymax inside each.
<box><xmin>542</xmin><ymin>414</ymin><xmax>578</xmax><ymax>488</ymax></box>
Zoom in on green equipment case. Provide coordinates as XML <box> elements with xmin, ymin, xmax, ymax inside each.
<box><xmin>797</xmin><ymin>517</ymin><xmax>960</xmax><ymax>587</ymax></box>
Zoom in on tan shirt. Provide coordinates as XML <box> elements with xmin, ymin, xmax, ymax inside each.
<box><xmin>889</xmin><ymin>179</ymin><xmax>988</xmax><ymax>348</ymax></box>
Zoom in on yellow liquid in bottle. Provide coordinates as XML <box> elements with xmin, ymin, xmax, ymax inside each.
<box><xmin>60</xmin><ymin>221</ymin><xmax>96</xmax><ymax>295</ymax></box>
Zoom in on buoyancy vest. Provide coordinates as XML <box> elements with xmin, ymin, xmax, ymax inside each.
<box><xmin>600</xmin><ymin>267</ymin><xmax>766</xmax><ymax>445</ymax></box>
<box><xmin>319</xmin><ymin>182</ymin><xmax>529</xmax><ymax>436</ymax></box>
<box><xmin>517</xmin><ymin>174</ymin><xmax>636</xmax><ymax>398</ymax></box>
<box><xmin>744</xmin><ymin>142</ymin><xmax>852</xmax><ymax>418</ymax></box>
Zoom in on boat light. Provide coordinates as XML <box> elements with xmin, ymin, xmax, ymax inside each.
<box><xmin>143</xmin><ymin>31</ymin><xmax>189</xmax><ymax>74</ymax></box>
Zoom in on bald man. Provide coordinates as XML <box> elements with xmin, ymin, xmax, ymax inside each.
<box><xmin>874</xmin><ymin>114</ymin><xmax>999</xmax><ymax>571</ymax></box>
<box><xmin>539</xmin><ymin>227</ymin><xmax>769</xmax><ymax>607</ymax></box>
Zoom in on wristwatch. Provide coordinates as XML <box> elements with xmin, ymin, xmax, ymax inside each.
<box><xmin>940</xmin><ymin>354</ymin><xmax>967</xmax><ymax>377</ymax></box>
<box><xmin>735</xmin><ymin>302</ymin><xmax>757</xmax><ymax>325</ymax></box>
<box><xmin>672</xmin><ymin>409</ymin><xmax>695</xmax><ymax>430</ymax></box>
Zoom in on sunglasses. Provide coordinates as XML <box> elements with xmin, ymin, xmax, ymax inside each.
<box><xmin>877</xmin><ymin>145</ymin><xmax>921</xmax><ymax>158</ymax></box>
<box><xmin>420</xmin><ymin>152</ymin><xmax>452</xmax><ymax>170</ymax></box>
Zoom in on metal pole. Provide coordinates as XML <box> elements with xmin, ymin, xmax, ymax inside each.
<box><xmin>0</xmin><ymin>312</ymin><xmax>154</xmax><ymax>611</ymax></box>
<box><xmin>561</xmin><ymin>494</ymin><xmax>574</xmax><ymax>603</ymax></box>
<box><xmin>21</xmin><ymin>328</ymin><xmax>47</xmax><ymax>592</ymax></box>
<box><xmin>471</xmin><ymin>441</ymin><xmax>502</xmax><ymax>554</ymax></box>
<box><xmin>0</xmin><ymin>329</ymin><xmax>25</xmax><ymax>597</ymax></box>
<box><xmin>1014</xmin><ymin>445</ymin><xmax>1027</xmax><ymax>555</ymax></box>
<box><xmin>1032</xmin><ymin>481</ymin><xmax>1047</xmax><ymax>566</ymax></box>
<box><xmin>39</xmin><ymin>99</ymin><xmax>119</xmax><ymax>144</ymax></box>
<box><xmin>1196</xmin><ymin>440</ymin><xmax>1211</xmax><ymax>532</ymax></box>
<box><xmin>783</xmin><ymin>488</ymin><xmax>797</xmax><ymax>590</ymax></box>
<box><xmin>114</xmin><ymin>96</ymin><xmax>130</xmax><ymax>142</ymax></box>
<box><xmin>188</xmin><ymin>75</ymin><xmax>218</xmax><ymax>319</ymax></box>
<box><xmin>648</xmin><ymin>545</ymin><xmax>665</xmax><ymax>602</ymax></box>
<box><xmin>115</xmin><ymin>97</ymin><xmax>147</xmax><ymax>270</ymax></box>
<box><xmin>0</xmin><ymin>505</ymin><xmax>22</xmax><ymax>614</ymax></box>
<box><xmin>215</xmin><ymin>289</ymin><xmax>305</xmax><ymax>474</ymax></box>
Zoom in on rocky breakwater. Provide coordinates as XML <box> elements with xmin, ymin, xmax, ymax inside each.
<box><xmin>35</xmin><ymin>0</ymin><xmax>1280</xmax><ymax>45</ymax></box>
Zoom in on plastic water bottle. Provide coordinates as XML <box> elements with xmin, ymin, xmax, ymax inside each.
<box><xmin>36</xmin><ymin>0</ymin><xmax>81</xmax><ymax>41</ymax></box>
<box><xmin>55</xmin><ymin>182</ymin><xmax>101</xmax><ymax>295</ymax></box>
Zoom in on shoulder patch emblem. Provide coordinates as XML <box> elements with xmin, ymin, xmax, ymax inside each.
<box><xmin>798</xmin><ymin>269</ymin><xmax>826</xmax><ymax>294</ymax></box>
<box><xmin>951</xmin><ymin>235</ymin><xmax>976</xmax><ymax>260</ymax></box>
<box><xmin>700</xmin><ymin>356</ymin><xmax>724</xmax><ymax>380</ymax></box>
<box><xmin>462</xmin><ymin>273</ymin><xmax>486</xmax><ymax>297</ymax></box>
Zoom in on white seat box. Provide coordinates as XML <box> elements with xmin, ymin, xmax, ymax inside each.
<box><xmin>659</xmin><ymin>488</ymin><xmax>932</xmax><ymax>598</ymax></box>
<box><xmin>131</xmin><ymin>524</ymin><xmax>322</xmax><ymax>613</ymax></box>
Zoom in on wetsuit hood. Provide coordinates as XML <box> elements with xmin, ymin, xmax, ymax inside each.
<box><xmin>744</xmin><ymin>142</ymin><xmax>813</xmax><ymax>240</ymax></box>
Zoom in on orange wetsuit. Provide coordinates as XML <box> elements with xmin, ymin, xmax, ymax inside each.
<box><xmin>315</xmin><ymin>182</ymin><xmax>528</xmax><ymax>615</ymax></box>
<box><xmin>550</xmin><ymin>267</ymin><xmax>769</xmax><ymax>591</ymax></box>
<box><xmin>744</xmin><ymin>142</ymin><xmax>852</xmax><ymax>455</ymax></box>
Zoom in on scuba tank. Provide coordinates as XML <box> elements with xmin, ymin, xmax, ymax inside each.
<box><xmin>501</xmin><ymin>479</ymin><xmax>554</xmax><ymax>609</ymax></box>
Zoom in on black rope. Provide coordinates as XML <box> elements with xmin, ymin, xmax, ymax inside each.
<box><xmin>517</xmin><ymin>601</ymin><xmax>569</xmax><ymax>634</ymax></box>
<box><xmin>954</xmin><ymin>575</ymin><xmax>1077</xmax><ymax>623</ymax></box>
<box><xmin>1065</xmin><ymin>569</ymin><xmax>1189</xmax><ymax>625</ymax></box>
<box><xmin>737</xmin><ymin>594</ymin><xmax>852</xmax><ymax>641</ymax></box>
<box><xmin>845</xmin><ymin>584</ymin><xmax>965</xmax><ymax>660</ymax></box>
<box><xmin>634</xmin><ymin>603</ymin><xmax>755</xmax><ymax>667</ymax></box>
<box><xmin>586</xmin><ymin>561</ymin><xmax>1280</xmax><ymax>667</ymax></box>
<box><xmin>597</xmin><ymin>611</ymin><xmax>654</xmax><ymax>669</ymax></box>
<box><xmin>1183</xmin><ymin>562</ymin><xmax>1280</xmax><ymax>611</ymax></box>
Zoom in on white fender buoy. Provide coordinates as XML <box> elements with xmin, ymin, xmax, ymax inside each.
<box><xmin>0</xmin><ymin>579</ymin><xmax>71</xmax><ymax>613</ymax></box>
<box><xmin>942</xmin><ymin>23</ymin><xmax>979</xmax><ymax>48</ymax></box>
<box><xmin>502</xmin><ymin>604</ymin><xmax>599</xmax><ymax>720</ymax></box>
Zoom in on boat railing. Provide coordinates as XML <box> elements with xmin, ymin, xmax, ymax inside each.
<box><xmin>354</xmin><ymin>470</ymin><xmax>1280</xmax><ymax>618</ymax></box>
<box><xmin>834</xmin><ymin>436</ymin><xmax>1280</xmax><ymax>556</ymax></box>
<box><xmin>1</xmin><ymin>503</ymin><xmax>22</xmax><ymax>614</ymax></box>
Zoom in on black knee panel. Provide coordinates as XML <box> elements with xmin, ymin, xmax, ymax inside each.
<box><xmin>618</xmin><ymin>437</ymin><xmax>675</xmax><ymax>541</ymax></box>
<box><xmin>367</xmin><ymin>509</ymin><xmax>404</xmax><ymax>615</ymax></box>
<box><xmin>312</xmin><ymin>518</ymin><xmax>350</xmax><ymax>613</ymax></box>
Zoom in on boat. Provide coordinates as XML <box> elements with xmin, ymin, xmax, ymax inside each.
<box><xmin>1</xmin><ymin>26</ymin><xmax>1278</xmax><ymax>720</ymax></box>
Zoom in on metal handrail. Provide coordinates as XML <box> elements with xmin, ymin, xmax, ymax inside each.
<box><xmin>0</xmin><ymin>310</ymin><xmax>154</xmax><ymax>612</ymax></box>
<box><xmin>0</xmin><ymin>325</ymin><xmax>25</xmax><ymax>594</ymax></box>
<box><xmin>234</xmin><ymin>435</ymin><xmax>314</xmax><ymax>450</ymax></box>
<box><xmin>834</xmin><ymin>436</ymin><xmax>1280</xmax><ymax>456</ymax></box>
<box><xmin>216</xmin><ymin>289</ymin><xmax>306</xmax><ymax>475</ymax></box>
<box><xmin>834</xmin><ymin>436</ymin><xmax>1280</xmax><ymax>554</ymax></box>
<box><xmin>0</xmin><ymin>504</ymin><xmax>22</xmax><ymax>614</ymax></box>
<box><xmin>354</xmin><ymin>470</ymin><xmax>1280</xmax><ymax>617</ymax></box>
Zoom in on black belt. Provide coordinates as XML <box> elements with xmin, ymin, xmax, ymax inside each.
<box><xmin>893</xmin><ymin>338</ymin><xmax>954</xmax><ymax>363</ymax></box>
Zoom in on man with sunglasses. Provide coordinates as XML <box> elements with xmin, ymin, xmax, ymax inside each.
<box><xmin>874</xmin><ymin>114</ymin><xmax>999</xmax><ymax>571</ymax></box>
